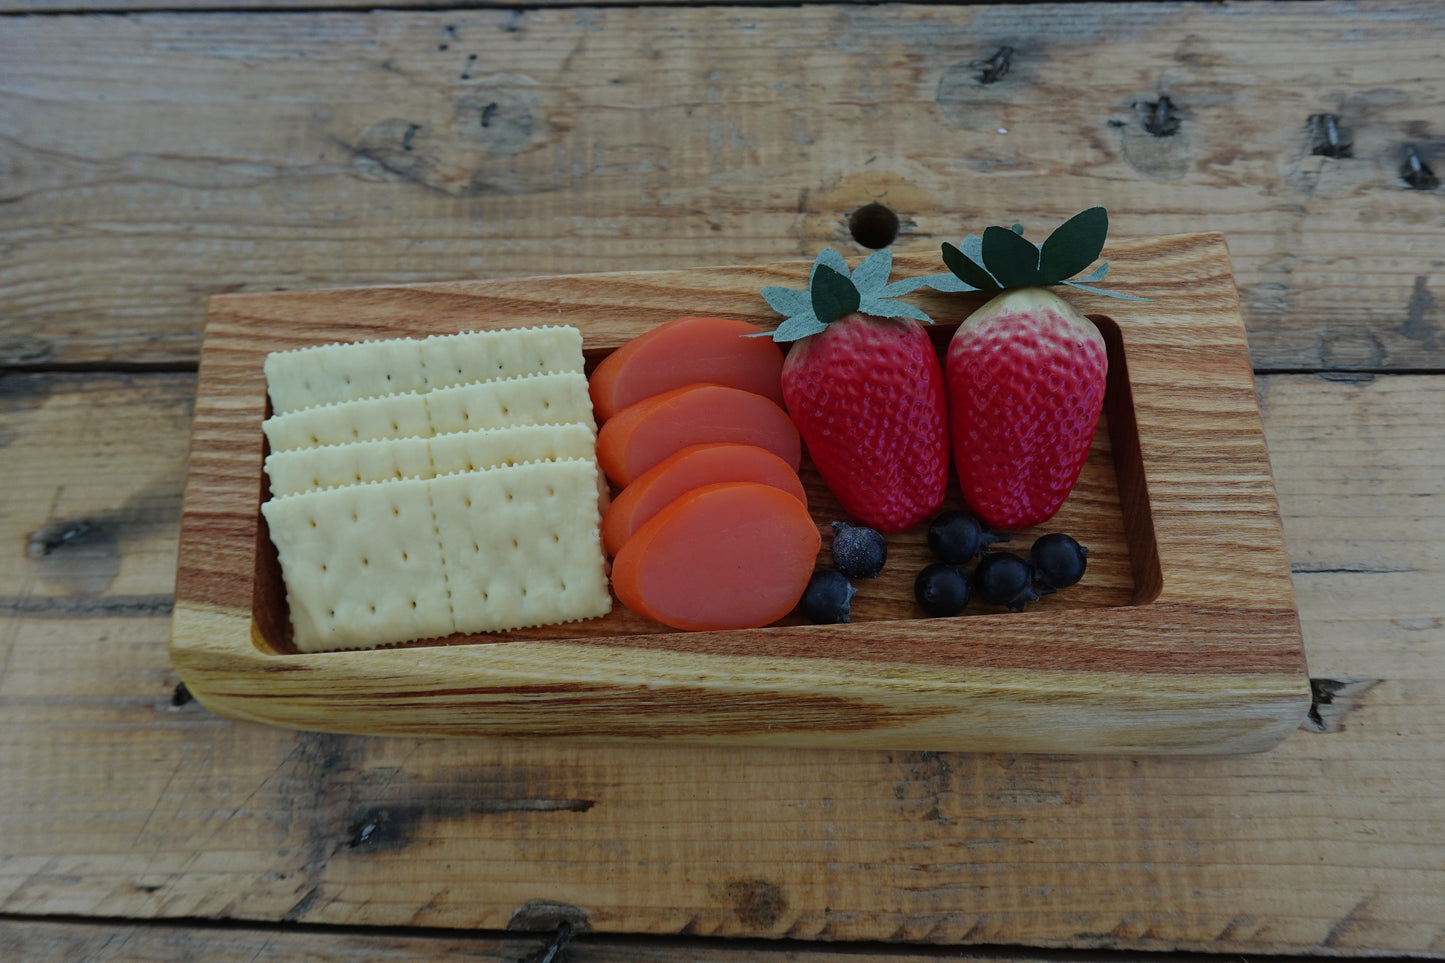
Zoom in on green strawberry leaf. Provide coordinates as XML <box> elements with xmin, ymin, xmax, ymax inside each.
<box><xmin>954</xmin><ymin>233</ymin><xmax>985</xmax><ymax>262</ymax></box>
<box><xmin>850</xmin><ymin>248</ymin><xmax>893</xmax><ymax>295</ymax></box>
<box><xmin>772</xmin><ymin>311</ymin><xmax>829</xmax><ymax>340</ymax></box>
<box><xmin>931</xmin><ymin>207</ymin><xmax>1151</xmax><ymax>300</ymax></box>
<box><xmin>941</xmin><ymin>242</ymin><xmax>1000</xmax><ymax>290</ymax></box>
<box><xmin>760</xmin><ymin>285</ymin><xmax>812</xmax><ymax>317</ymax></box>
<box><xmin>982</xmin><ymin>225</ymin><xmax>1042</xmax><ymax>288</ymax></box>
<box><xmin>811</xmin><ymin>264</ymin><xmax>861</xmax><ymax>324</ymax></box>
<box><xmin>915</xmin><ymin>272</ymin><xmax>979</xmax><ymax>293</ymax></box>
<box><xmin>761</xmin><ymin>247</ymin><xmax>940</xmax><ymax>342</ymax></box>
<box><xmin>811</xmin><ymin>248</ymin><xmax>850</xmax><ymax>284</ymax></box>
<box><xmin>1038</xmin><ymin>206</ymin><xmax>1108</xmax><ymax>284</ymax></box>
<box><xmin>1060</xmin><ymin>280</ymin><xmax>1152</xmax><ymax>301</ymax></box>
<box><xmin>879</xmin><ymin>274</ymin><xmax>940</xmax><ymax>297</ymax></box>
<box><xmin>859</xmin><ymin>296</ymin><xmax>934</xmax><ymax>324</ymax></box>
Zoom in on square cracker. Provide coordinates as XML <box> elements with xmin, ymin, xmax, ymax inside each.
<box><xmin>264</xmin><ymin>325</ymin><xmax>584</xmax><ymax>414</ymax></box>
<box><xmin>427</xmin><ymin>422</ymin><xmax>596</xmax><ymax>478</ymax></box>
<box><xmin>264</xmin><ymin>337</ymin><xmax>426</xmax><ymax>414</ymax></box>
<box><xmin>420</xmin><ymin>326</ymin><xmax>584</xmax><ymax>391</ymax></box>
<box><xmin>265</xmin><ymin>434</ymin><xmax>435</xmax><ymax>498</ymax></box>
<box><xmin>263</xmin><ymin>391</ymin><xmax>431</xmax><ymax>452</ymax></box>
<box><xmin>264</xmin><ymin>422</ymin><xmax>598</xmax><ymax>498</ymax></box>
<box><xmin>261</xmin><ymin>479</ymin><xmax>453</xmax><ymax>651</ymax></box>
<box><xmin>423</xmin><ymin>371</ymin><xmax>593</xmax><ymax>436</ymax></box>
<box><xmin>431</xmin><ymin>459</ymin><xmax>611</xmax><ymax>633</ymax></box>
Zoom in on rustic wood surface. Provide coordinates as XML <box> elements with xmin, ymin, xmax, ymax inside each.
<box><xmin>172</xmin><ymin>235</ymin><xmax>1308</xmax><ymax>753</ymax></box>
<box><xmin>12</xmin><ymin>920</ymin><xmax>1390</xmax><ymax>963</ymax></box>
<box><xmin>3</xmin><ymin>0</ymin><xmax>1444</xmax><ymax>957</ymax></box>
<box><xmin>3</xmin><ymin>370</ymin><xmax>1443</xmax><ymax>951</ymax></box>
<box><xmin>2</xmin><ymin>2</ymin><xmax>1443</xmax><ymax>372</ymax></box>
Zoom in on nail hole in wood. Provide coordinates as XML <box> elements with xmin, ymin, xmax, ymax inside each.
<box><xmin>1308</xmin><ymin>113</ymin><xmax>1352</xmax><ymax>158</ymax></box>
<box><xmin>1142</xmin><ymin>96</ymin><xmax>1181</xmax><ymax>137</ymax></box>
<box><xmin>848</xmin><ymin>202</ymin><xmax>899</xmax><ymax>249</ymax></box>
<box><xmin>977</xmin><ymin>45</ymin><xmax>1014</xmax><ymax>85</ymax></box>
<box><xmin>1401</xmin><ymin>144</ymin><xmax>1439</xmax><ymax>190</ymax></box>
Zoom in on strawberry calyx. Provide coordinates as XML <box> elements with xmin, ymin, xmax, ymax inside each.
<box><xmin>919</xmin><ymin>207</ymin><xmax>1151</xmax><ymax>302</ymax></box>
<box><xmin>759</xmin><ymin>248</ymin><xmax>938</xmax><ymax>342</ymax></box>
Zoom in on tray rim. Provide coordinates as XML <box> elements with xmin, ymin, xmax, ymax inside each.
<box><xmin>170</xmin><ymin>233</ymin><xmax>1311</xmax><ymax>754</ymax></box>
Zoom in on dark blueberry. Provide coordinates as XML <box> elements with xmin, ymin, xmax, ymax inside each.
<box><xmin>799</xmin><ymin>570</ymin><xmax>857</xmax><ymax>624</ymax></box>
<box><xmin>1030</xmin><ymin>533</ymin><xmax>1089</xmax><ymax>590</ymax></box>
<box><xmin>926</xmin><ymin>509</ymin><xmax>1008</xmax><ymax>565</ymax></box>
<box><xmin>973</xmin><ymin>551</ymin><xmax>1039</xmax><ymax>612</ymax></box>
<box><xmin>830</xmin><ymin>521</ymin><xmax>887</xmax><ymax>579</ymax></box>
<box><xmin>913</xmin><ymin>563</ymin><xmax>970</xmax><ymax>617</ymax></box>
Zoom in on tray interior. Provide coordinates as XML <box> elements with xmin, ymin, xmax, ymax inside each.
<box><xmin>249</xmin><ymin>314</ymin><xmax>1159</xmax><ymax>655</ymax></box>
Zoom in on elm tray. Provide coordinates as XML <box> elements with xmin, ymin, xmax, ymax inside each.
<box><xmin>170</xmin><ymin>234</ymin><xmax>1311</xmax><ymax>754</ymax></box>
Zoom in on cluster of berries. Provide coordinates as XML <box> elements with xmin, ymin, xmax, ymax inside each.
<box><xmin>797</xmin><ymin>522</ymin><xmax>887</xmax><ymax>624</ymax></box>
<box><xmin>797</xmin><ymin>514</ymin><xmax>1089</xmax><ymax>624</ymax></box>
<box><xmin>914</xmin><ymin>511</ymin><xmax>1088</xmax><ymax>617</ymax></box>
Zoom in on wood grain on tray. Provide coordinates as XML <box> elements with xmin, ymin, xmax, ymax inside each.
<box><xmin>170</xmin><ymin>233</ymin><xmax>1310</xmax><ymax>753</ymax></box>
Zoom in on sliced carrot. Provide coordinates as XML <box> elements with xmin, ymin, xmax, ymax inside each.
<box><xmin>595</xmin><ymin>384</ymin><xmax>801</xmax><ymax>488</ymax></box>
<box><xmin>589</xmin><ymin>316</ymin><xmax>785</xmax><ymax>422</ymax></box>
<box><xmin>601</xmin><ymin>443</ymin><xmax>807</xmax><ymax>557</ymax></box>
<box><xmin>611</xmin><ymin>482</ymin><xmax>821</xmax><ymax>631</ymax></box>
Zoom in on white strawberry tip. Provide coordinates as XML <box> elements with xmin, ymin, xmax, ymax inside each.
<box><xmin>966</xmin><ymin>287</ymin><xmax>1095</xmax><ymax>333</ymax></box>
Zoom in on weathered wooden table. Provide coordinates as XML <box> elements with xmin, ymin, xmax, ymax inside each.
<box><xmin>3</xmin><ymin>2</ymin><xmax>1443</xmax><ymax>960</ymax></box>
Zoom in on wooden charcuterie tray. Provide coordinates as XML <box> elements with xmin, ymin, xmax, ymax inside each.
<box><xmin>170</xmin><ymin>233</ymin><xmax>1310</xmax><ymax>754</ymax></box>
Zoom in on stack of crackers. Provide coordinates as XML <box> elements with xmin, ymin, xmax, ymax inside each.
<box><xmin>260</xmin><ymin>325</ymin><xmax>612</xmax><ymax>652</ymax></box>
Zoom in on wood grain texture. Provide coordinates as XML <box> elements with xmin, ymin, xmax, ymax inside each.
<box><xmin>10</xmin><ymin>920</ymin><xmax>1380</xmax><ymax>963</ymax></box>
<box><xmin>2</xmin><ymin>368</ymin><xmax>1442</xmax><ymax>950</ymax></box>
<box><xmin>2</xmin><ymin>3</ymin><xmax>1443</xmax><ymax>369</ymax></box>
<box><xmin>0</xmin><ymin>372</ymin><xmax>191</xmax><ymax>614</ymax></box>
<box><xmin>168</xmin><ymin>234</ymin><xmax>1308</xmax><ymax>753</ymax></box>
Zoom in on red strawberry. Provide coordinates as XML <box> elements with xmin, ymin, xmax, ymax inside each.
<box><xmin>921</xmin><ymin>208</ymin><xmax>1140</xmax><ymax>528</ymax></box>
<box><xmin>762</xmin><ymin>249</ymin><xmax>949</xmax><ymax>532</ymax></box>
<box><xmin>946</xmin><ymin>288</ymin><xmax>1106</xmax><ymax>529</ymax></box>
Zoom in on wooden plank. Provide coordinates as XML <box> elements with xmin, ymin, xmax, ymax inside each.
<box><xmin>9</xmin><ymin>920</ymin><xmax>1376</xmax><ymax>963</ymax></box>
<box><xmin>171</xmin><ymin>236</ymin><xmax>1308</xmax><ymax>754</ymax></box>
<box><xmin>2</xmin><ymin>3</ymin><xmax>1443</xmax><ymax>370</ymax></box>
<box><xmin>0</xmin><ymin>372</ymin><xmax>191</xmax><ymax>613</ymax></box>
<box><xmin>2</xmin><ymin>369</ymin><xmax>1443</xmax><ymax>950</ymax></box>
